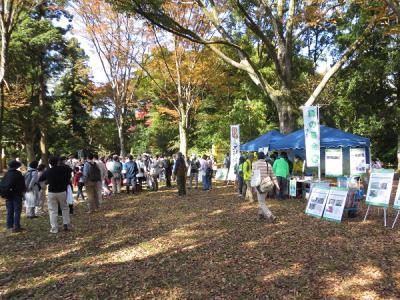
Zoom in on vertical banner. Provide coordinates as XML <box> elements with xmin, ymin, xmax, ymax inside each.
<box><xmin>227</xmin><ymin>125</ymin><xmax>240</xmax><ymax>181</ymax></box>
<box><xmin>303</xmin><ymin>106</ymin><xmax>320</xmax><ymax>168</ymax></box>
<box><xmin>350</xmin><ymin>148</ymin><xmax>367</xmax><ymax>175</ymax></box>
<box><xmin>325</xmin><ymin>148</ymin><xmax>343</xmax><ymax>177</ymax></box>
<box><xmin>305</xmin><ymin>185</ymin><xmax>330</xmax><ymax>218</ymax></box>
<box><xmin>366</xmin><ymin>169</ymin><xmax>395</xmax><ymax>208</ymax></box>
<box><xmin>323</xmin><ymin>187</ymin><xmax>349</xmax><ymax>223</ymax></box>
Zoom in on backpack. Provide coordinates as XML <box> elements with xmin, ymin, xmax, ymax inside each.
<box><xmin>87</xmin><ymin>162</ymin><xmax>101</xmax><ymax>182</ymax></box>
<box><xmin>191</xmin><ymin>160</ymin><xmax>200</xmax><ymax>171</ymax></box>
<box><xmin>0</xmin><ymin>180</ymin><xmax>12</xmax><ymax>198</ymax></box>
<box><xmin>24</xmin><ymin>170</ymin><xmax>35</xmax><ymax>191</ymax></box>
<box><xmin>206</xmin><ymin>167</ymin><xmax>213</xmax><ymax>177</ymax></box>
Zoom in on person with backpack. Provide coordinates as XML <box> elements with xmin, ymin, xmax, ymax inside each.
<box><xmin>0</xmin><ymin>160</ymin><xmax>26</xmax><ymax>232</ymax></box>
<box><xmin>38</xmin><ymin>156</ymin><xmax>72</xmax><ymax>233</ymax></box>
<box><xmin>24</xmin><ymin>161</ymin><xmax>40</xmax><ymax>219</ymax></box>
<box><xmin>83</xmin><ymin>153</ymin><xmax>102</xmax><ymax>213</ymax></box>
<box><xmin>252</xmin><ymin>152</ymin><xmax>279</xmax><ymax>222</ymax></box>
<box><xmin>174</xmin><ymin>152</ymin><xmax>187</xmax><ymax>197</ymax></box>
<box><xmin>109</xmin><ymin>155</ymin><xmax>122</xmax><ymax>194</ymax></box>
<box><xmin>125</xmin><ymin>155</ymin><xmax>138</xmax><ymax>194</ymax></box>
<box><xmin>73</xmin><ymin>166</ymin><xmax>85</xmax><ymax>202</ymax></box>
<box><xmin>189</xmin><ymin>154</ymin><xmax>201</xmax><ymax>189</ymax></box>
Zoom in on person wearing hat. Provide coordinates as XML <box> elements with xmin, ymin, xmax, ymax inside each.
<box><xmin>0</xmin><ymin>160</ymin><xmax>26</xmax><ymax>232</ymax></box>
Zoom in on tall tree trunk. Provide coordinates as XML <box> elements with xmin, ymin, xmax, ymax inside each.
<box><xmin>0</xmin><ymin>81</ymin><xmax>5</xmax><ymax>171</ymax></box>
<box><xmin>26</xmin><ymin>140</ymin><xmax>35</xmax><ymax>163</ymax></box>
<box><xmin>397</xmin><ymin>133</ymin><xmax>400</xmax><ymax>171</ymax></box>
<box><xmin>178</xmin><ymin>117</ymin><xmax>188</xmax><ymax>158</ymax></box>
<box><xmin>117</xmin><ymin>124</ymin><xmax>126</xmax><ymax>157</ymax></box>
<box><xmin>116</xmin><ymin>112</ymin><xmax>126</xmax><ymax>157</ymax></box>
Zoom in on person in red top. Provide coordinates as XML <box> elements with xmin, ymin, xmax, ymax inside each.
<box><xmin>252</xmin><ymin>152</ymin><xmax>280</xmax><ymax>223</ymax></box>
<box><xmin>73</xmin><ymin>167</ymin><xmax>85</xmax><ymax>201</ymax></box>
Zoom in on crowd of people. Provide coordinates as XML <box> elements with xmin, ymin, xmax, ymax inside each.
<box><xmin>0</xmin><ymin>152</ymin><xmax>219</xmax><ymax>233</ymax></box>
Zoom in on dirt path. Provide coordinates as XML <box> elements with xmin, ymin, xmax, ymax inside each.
<box><xmin>1</xmin><ymin>183</ymin><xmax>400</xmax><ymax>299</ymax></box>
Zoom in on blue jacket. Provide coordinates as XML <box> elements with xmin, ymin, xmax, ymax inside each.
<box><xmin>125</xmin><ymin>160</ymin><xmax>138</xmax><ymax>178</ymax></box>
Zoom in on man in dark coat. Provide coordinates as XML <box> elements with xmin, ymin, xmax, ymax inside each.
<box><xmin>0</xmin><ymin>160</ymin><xmax>26</xmax><ymax>232</ymax></box>
<box><xmin>173</xmin><ymin>152</ymin><xmax>187</xmax><ymax>197</ymax></box>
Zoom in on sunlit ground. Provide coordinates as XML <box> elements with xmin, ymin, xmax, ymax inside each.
<box><xmin>1</xmin><ymin>182</ymin><xmax>400</xmax><ymax>299</ymax></box>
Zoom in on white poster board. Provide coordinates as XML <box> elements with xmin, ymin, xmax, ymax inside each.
<box><xmin>325</xmin><ymin>148</ymin><xmax>343</xmax><ymax>177</ymax></box>
<box><xmin>303</xmin><ymin>106</ymin><xmax>320</xmax><ymax>167</ymax></box>
<box><xmin>289</xmin><ymin>179</ymin><xmax>297</xmax><ymax>197</ymax></box>
<box><xmin>323</xmin><ymin>187</ymin><xmax>349</xmax><ymax>223</ymax></box>
<box><xmin>215</xmin><ymin>168</ymin><xmax>229</xmax><ymax>181</ymax></box>
<box><xmin>365</xmin><ymin>169</ymin><xmax>395</xmax><ymax>208</ymax></box>
<box><xmin>350</xmin><ymin>148</ymin><xmax>367</xmax><ymax>175</ymax></box>
<box><xmin>305</xmin><ymin>185</ymin><xmax>330</xmax><ymax>218</ymax></box>
<box><xmin>227</xmin><ymin>125</ymin><xmax>240</xmax><ymax>181</ymax></box>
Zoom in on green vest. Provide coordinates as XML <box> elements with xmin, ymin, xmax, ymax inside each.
<box><xmin>243</xmin><ymin>160</ymin><xmax>252</xmax><ymax>181</ymax></box>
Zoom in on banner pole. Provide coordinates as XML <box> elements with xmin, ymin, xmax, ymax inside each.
<box><xmin>384</xmin><ymin>207</ymin><xmax>387</xmax><ymax>227</ymax></box>
<box><xmin>392</xmin><ymin>210</ymin><xmax>400</xmax><ymax>229</ymax></box>
<box><xmin>363</xmin><ymin>205</ymin><xmax>371</xmax><ymax>221</ymax></box>
<box><xmin>318</xmin><ymin>105</ymin><xmax>321</xmax><ymax>182</ymax></box>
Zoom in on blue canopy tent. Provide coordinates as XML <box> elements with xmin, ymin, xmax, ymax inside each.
<box><xmin>241</xmin><ymin>130</ymin><xmax>285</xmax><ymax>152</ymax></box>
<box><xmin>269</xmin><ymin>126</ymin><xmax>371</xmax><ymax>175</ymax></box>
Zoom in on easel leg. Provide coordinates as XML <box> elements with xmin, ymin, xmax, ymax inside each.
<box><xmin>384</xmin><ymin>207</ymin><xmax>387</xmax><ymax>227</ymax></box>
<box><xmin>392</xmin><ymin>210</ymin><xmax>400</xmax><ymax>229</ymax></box>
<box><xmin>363</xmin><ymin>205</ymin><xmax>371</xmax><ymax>222</ymax></box>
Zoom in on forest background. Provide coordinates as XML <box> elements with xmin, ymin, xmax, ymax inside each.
<box><xmin>0</xmin><ymin>0</ymin><xmax>399</xmax><ymax>169</ymax></box>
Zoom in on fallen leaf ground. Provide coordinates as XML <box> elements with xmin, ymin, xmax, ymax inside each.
<box><xmin>1</xmin><ymin>182</ymin><xmax>400</xmax><ymax>299</ymax></box>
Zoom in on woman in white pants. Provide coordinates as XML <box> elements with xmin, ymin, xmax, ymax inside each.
<box><xmin>252</xmin><ymin>152</ymin><xmax>280</xmax><ymax>223</ymax></box>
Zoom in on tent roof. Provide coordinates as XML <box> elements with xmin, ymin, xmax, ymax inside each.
<box><xmin>241</xmin><ymin>130</ymin><xmax>284</xmax><ymax>151</ymax></box>
<box><xmin>269</xmin><ymin>126</ymin><xmax>370</xmax><ymax>150</ymax></box>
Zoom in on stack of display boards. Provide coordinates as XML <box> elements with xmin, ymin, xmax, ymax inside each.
<box><xmin>363</xmin><ymin>169</ymin><xmax>395</xmax><ymax>227</ymax></box>
<box><xmin>305</xmin><ymin>184</ymin><xmax>349</xmax><ymax>222</ymax></box>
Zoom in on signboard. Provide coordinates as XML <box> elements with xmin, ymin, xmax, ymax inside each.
<box><xmin>350</xmin><ymin>148</ymin><xmax>367</xmax><ymax>175</ymax></box>
<box><xmin>289</xmin><ymin>179</ymin><xmax>297</xmax><ymax>197</ymax></box>
<box><xmin>215</xmin><ymin>168</ymin><xmax>229</xmax><ymax>181</ymax></box>
<box><xmin>305</xmin><ymin>185</ymin><xmax>330</xmax><ymax>218</ymax></box>
<box><xmin>325</xmin><ymin>148</ymin><xmax>343</xmax><ymax>177</ymax></box>
<box><xmin>303</xmin><ymin>106</ymin><xmax>320</xmax><ymax>167</ymax></box>
<box><xmin>393</xmin><ymin>184</ymin><xmax>400</xmax><ymax>210</ymax></box>
<box><xmin>365</xmin><ymin>169</ymin><xmax>395</xmax><ymax>208</ymax></box>
<box><xmin>323</xmin><ymin>187</ymin><xmax>349</xmax><ymax>223</ymax></box>
<box><xmin>227</xmin><ymin>125</ymin><xmax>240</xmax><ymax>181</ymax></box>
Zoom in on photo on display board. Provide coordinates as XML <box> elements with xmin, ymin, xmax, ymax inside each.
<box><xmin>369</xmin><ymin>190</ymin><xmax>378</xmax><ymax>198</ymax></box>
<box><xmin>309</xmin><ymin>203</ymin><xmax>316</xmax><ymax>210</ymax></box>
<box><xmin>335</xmin><ymin>200</ymin><xmax>343</xmax><ymax>207</ymax></box>
<box><xmin>380</xmin><ymin>183</ymin><xmax>388</xmax><ymax>190</ymax></box>
<box><xmin>371</xmin><ymin>182</ymin><xmax>380</xmax><ymax>189</ymax></box>
<box><xmin>316</xmin><ymin>197</ymin><xmax>325</xmax><ymax>204</ymax></box>
<box><xmin>326</xmin><ymin>205</ymin><xmax>333</xmax><ymax>213</ymax></box>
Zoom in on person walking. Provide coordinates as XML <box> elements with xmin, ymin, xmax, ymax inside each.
<box><xmin>174</xmin><ymin>152</ymin><xmax>187</xmax><ymax>197</ymax></box>
<box><xmin>163</xmin><ymin>156</ymin><xmax>173</xmax><ymax>188</ymax></box>
<box><xmin>109</xmin><ymin>155</ymin><xmax>122</xmax><ymax>194</ymax></box>
<box><xmin>83</xmin><ymin>153</ymin><xmax>102</xmax><ymax>213</ymax></box>
<box><xmin>199</xmin><ymin>155</ymin><xmax>209</xmax><ymax>191</ymax></box>
<box><xmin>24</xmin><ymin>161</ymin><xmax>40</xmax><ymax>219</ymax></box>
<box><xmin>73</xmin><ymin>166</ymin><xmax>85</xmax><ymax>202</ymax></box>
<box><xmin>0</xmin><ymin>160</ymin><xmax>26</xmax><ymax>232</ymax></box>
<box><xmin>136</xmin><ymin>156</ymin><xmax>145</xmax><ymax>192</ymax></box>
<box><xmin>38</xmin><ymin>156</ymin><xmax>72</xmax><ymax>233</ymax></box>
<box><xmin>242</xmin><ymin>154</ymin><xmax>255</xmax><ymax>202</ymax></box>
<box><xmin>273</xmin><ymin>152</ymin><xmax>290</xmax><ymax>200</ymax></box>
<box><xmin>223</xmin><ymin>153</ymin><xmax>231</xmax><ymax>170</ymax></box>
<box><xmin>125</xmin><ymin>155</ymin><xmax>138</xmax><ymax>194</ymax></box>
<box><xmin>189</xmin><ymin>154</ymin><xmax>200</xmax><ymax>189</ymax></box>
<box><xmin>252</xmin><ymin>152</ymin><xmax>279</xmax><ymax>222</ymax></box>
<box><xmin>36</xmin><ymin>164</ymin><xmax>47</xmax><ymax>215</ymax></box>
<box><xmin>235</xmin><ymin>156</ymin><xmax>245</xmax><ymax>198</ymax></box>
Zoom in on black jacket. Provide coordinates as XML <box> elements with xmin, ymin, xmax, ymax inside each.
<box><xmin>39</xmin><ymin>166</ymin><xmax>72</xmax><ymax>193</ymax></box>
<box><xmin>0</xmin><ymin>169</ymin><xmax>26</xmax><ymax>199</ymax></box>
